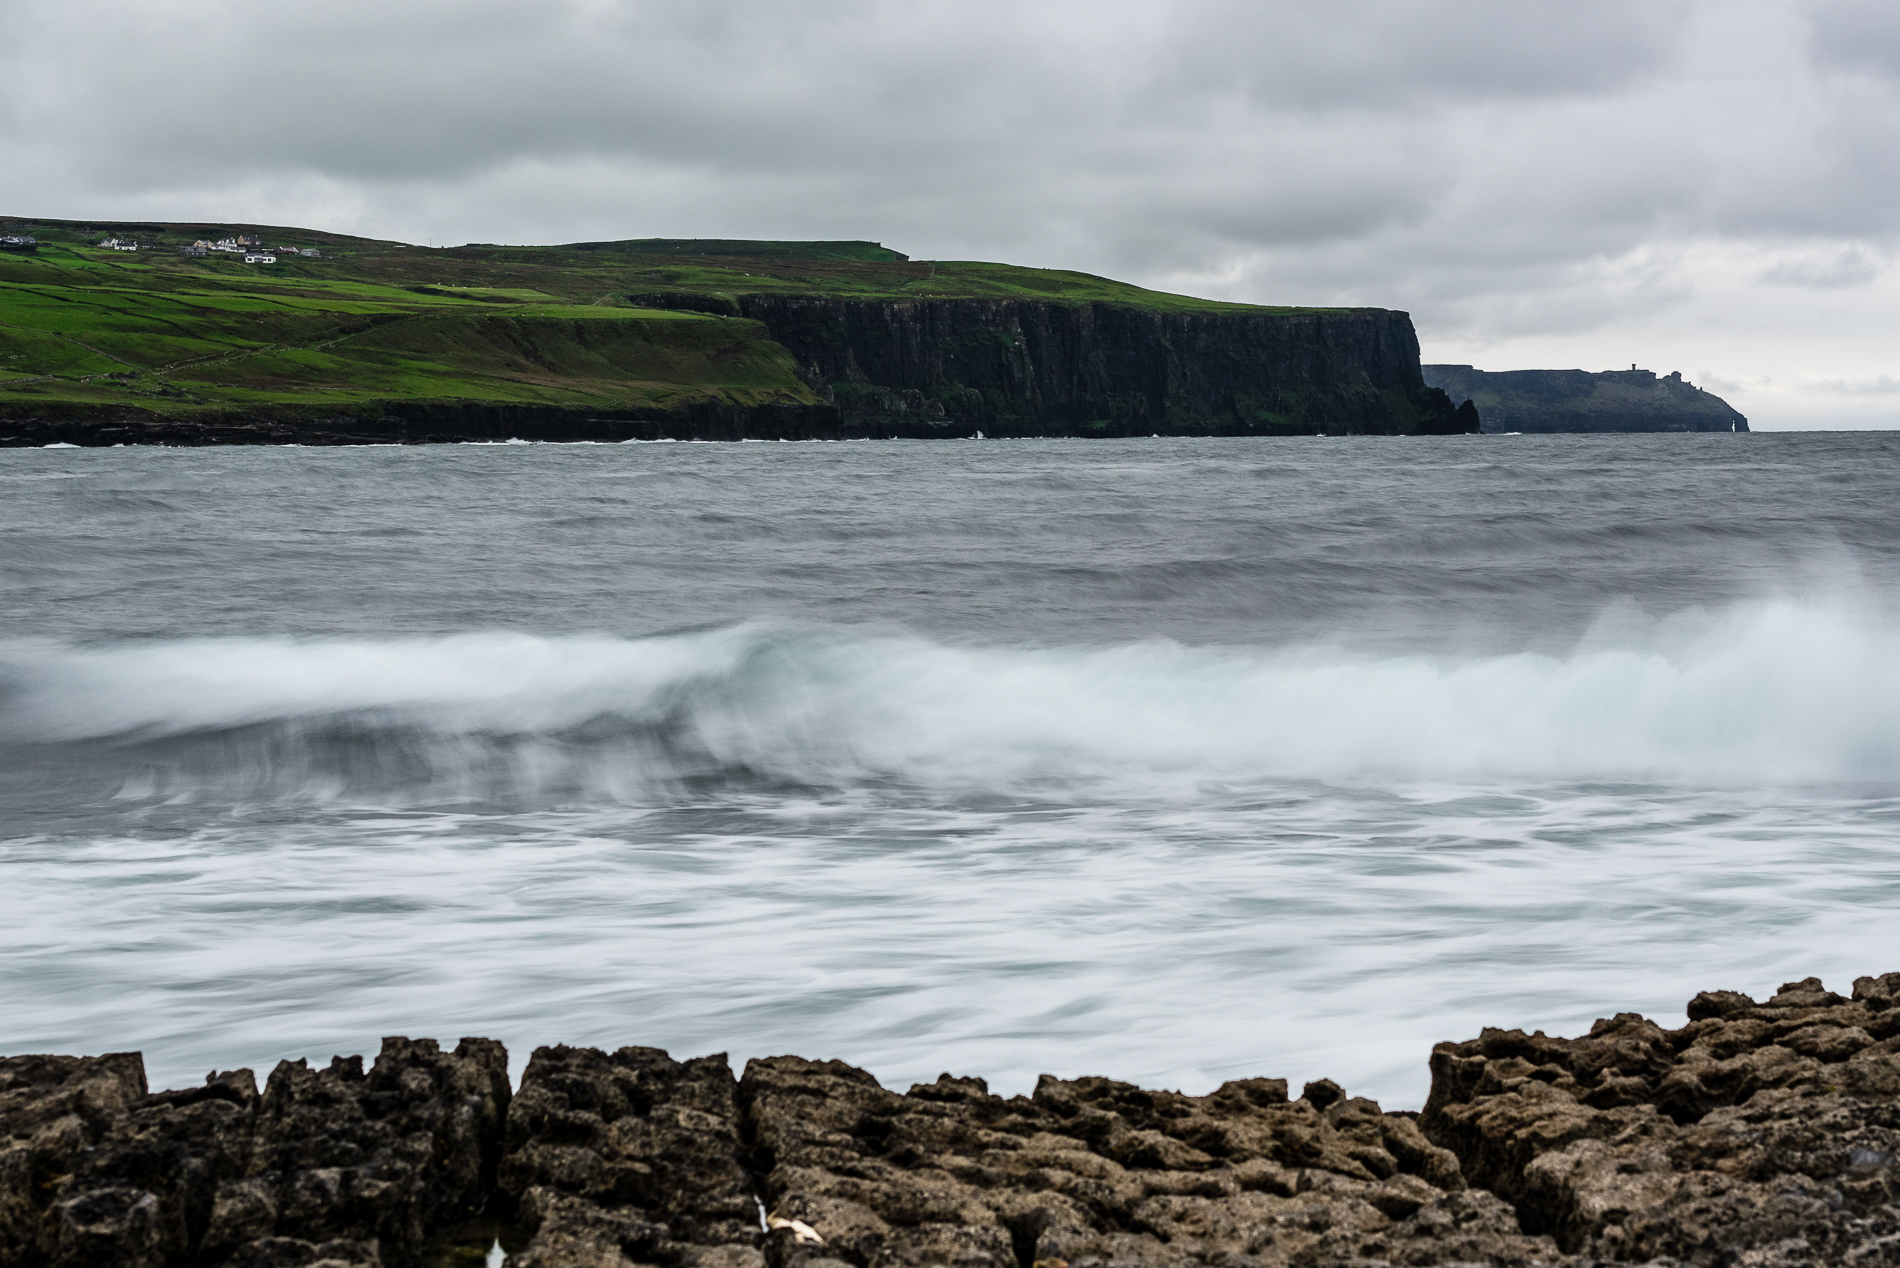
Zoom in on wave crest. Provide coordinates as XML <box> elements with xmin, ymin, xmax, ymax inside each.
<box><xmin>4</xmin><ymin>602</ymin><xmax>1898</xmax><ymax>807</ymax></box>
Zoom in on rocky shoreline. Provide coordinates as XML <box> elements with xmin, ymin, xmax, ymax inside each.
<box><xmin>4</xmin><ymin>974</ymin><xmax>1897</xmax><ymax>1268</ymax></box>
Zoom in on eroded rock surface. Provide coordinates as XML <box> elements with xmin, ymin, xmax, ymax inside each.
<box><xmin>207</xmin><ymin>1037</ymin><xmax>511</xmax><ymax>1268</ymax></box>
<box><xmin>12</xmin><ymin>977</ymin><xmax>1900</xmax><ymax>1267</ymax></box>
<box><xmin>1422</xmin><ymin>972</ymin><xmax>1900</xmax><ymax>1265</ymax></box>
<box><xmin>742</xmin><ymin>1055</ymin><xmax>1553</xmax><ymax>1268</ymax></box>
<box><xmin>497</xmin><ymin>1045</ymin><xmax>760</xmax><ymax>1268</ymax></box>
<box><xmin>1</xmin><ymin>1038</ymin><xmax>507</xmax><ymax>1268</ymax></box>
<box><xmin>0</xmin><ymin>1052</ymin><xmax>258</xmax><ymax>1268</ymax></box>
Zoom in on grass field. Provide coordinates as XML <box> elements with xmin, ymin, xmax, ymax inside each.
<box><xmin>0</xmin><ymin>216</ymin><xmax>1354</xmax><ymax>416</ymax></box>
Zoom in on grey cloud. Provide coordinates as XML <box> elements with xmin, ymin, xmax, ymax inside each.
<box><xmin>0</xmin><ymin>0</ymin><xmax>1714</xmax><ymax>188</ymax></box>
<box><xmin>1156</xmin><ymin>0</ymin><xmax>1695</xmax><ymax>111</ymax></box>
<box><xmin>1815</xmin><ymin>374</ymin><xmax>1900</xmax><ymax>394</ymax></box>
<box><xmin>1808</xmin><ymin>0</ymin><xmax>1900</xmax><ymax>78</ymax></box>
<box><xmin>1757</xmin><ymin>243</ymin><xmax>1885</xmax><ymax>287</ymax></box>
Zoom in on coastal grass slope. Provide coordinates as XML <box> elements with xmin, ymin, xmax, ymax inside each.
<box><xmin>0</xmin><ymin>216</ymin><xmax>1341</xmax><ymax>425</ymax></box>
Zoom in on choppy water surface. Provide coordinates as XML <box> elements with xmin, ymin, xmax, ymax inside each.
<box><xmin>4</xmin><ymin>434</ymin><xmax>1899</xmax><ymax>1107</ymax></box>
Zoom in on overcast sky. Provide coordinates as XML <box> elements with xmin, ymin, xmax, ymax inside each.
<box><xmin>7</xmin><ymin>0</ymin><xmax>1900</xmax><ymax>428</ymax></box>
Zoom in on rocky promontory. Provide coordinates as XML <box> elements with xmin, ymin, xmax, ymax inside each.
<box><xmin>6</xmin><ymin>973</ymin><xmax>1897</xmax><ymax>1267</ymax></box>
<box><xmin>721</xmin><ymin>298</ymin><xmax>1474</xmax><ymax>438</ymax></box>
<box><xmin>0</xmin><ymin>218</ymin><xmax>1475</xmax><ymax>445</ymax></box>
<box><xmin>1420</xmin><ymin>366</ymin><xmax>1748</xmax><ymax>434</ymax></box>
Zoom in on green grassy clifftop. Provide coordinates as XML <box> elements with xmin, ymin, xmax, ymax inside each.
<box><xmin>0</xmin><ymin>216</ymin><xmax>1462</xmax><ymax>442</ymax></box>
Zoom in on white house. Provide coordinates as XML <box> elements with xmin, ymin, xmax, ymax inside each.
<box><xmin>244</xmin><ymin>254</ymin><xmax>277</xmax><ymax>264</ymax></box>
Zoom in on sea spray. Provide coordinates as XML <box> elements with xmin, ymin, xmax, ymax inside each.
<box><xmin>7</xmin><ymin>435</ymin><xmax>1900</xmax><ymax>1113</ymax></box>
<box><xmin>5</xmin><ymin>599</ymin><xmax>1899</xmax><ymax>809</ymax></box>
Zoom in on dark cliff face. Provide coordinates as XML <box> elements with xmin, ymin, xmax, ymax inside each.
<box><xmin>738</xmin><ymin>297</ymin><xmax>1471</xmax><ymax>437</ymax></box>
<box><xmin>1422</xmin><ymin>365</ymin><xmax>1749</xmax><ymax>433</ymax></box>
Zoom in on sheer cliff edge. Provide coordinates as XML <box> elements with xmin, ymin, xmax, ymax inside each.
<box><xmin>0</xmin><ymin>220</ymin><xmax>1473</xmax><ymax>444</ymax></box>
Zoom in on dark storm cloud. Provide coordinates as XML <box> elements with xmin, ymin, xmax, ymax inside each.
<box><xmin>4</xmin><ymin>0</ymin><xmax>1900</xmax><ymax>424</ymax></box>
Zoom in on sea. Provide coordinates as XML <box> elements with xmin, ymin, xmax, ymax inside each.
<box><xmin>3</xmin><ymin>433</ymin><xmax>1898</xmax><ymax>1110</ymax></box>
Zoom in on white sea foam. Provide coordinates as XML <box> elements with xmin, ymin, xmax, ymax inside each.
<box><xmin>6</xmin><ymin>438</ymin><xmax>1900</xmax><ymax>1112</ymax></box>
<box><xmin>4</xmin><ymin>598</ymin><xmax>1898</xmax><ymax>796</ymax></box>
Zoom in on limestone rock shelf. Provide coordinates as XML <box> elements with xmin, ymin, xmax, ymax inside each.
<box><xmin>5</xmin><ymin>973</ymin><xmax>1897</xmax><ymax>1267</ymax></box>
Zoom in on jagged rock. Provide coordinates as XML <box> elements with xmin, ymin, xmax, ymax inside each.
<box><xmin>741</xmin><ymin>1054</ymin><xmax>1553</xmax><ymax>1268</ymax></box>
<box><xmin>497</xmin><ymin>1045</ymin><xmax>762</xmax><ymax>1268</ymax></box>
<box><xmin>1422</xmin><ymin>972</ymin><xmax>1900</xmax><ymax>1265</ymax></box>
<box><xmin>11</xmin><ymin>978</ymin><xmax>1900</xmax><ymax>1267</ymax></box>
<box><xmin>204</xmin><ymin>1037</ymin><xmax>510</xmax><ymax>1268</ymax></box>
<box><xmin>0</xmin><ymin>1052</ymin><xmax>258</xmax><ymax>1268</ymax></box>
<box><xmin>2</xmin><ymin>1052</ymin><xmax>151</xmax><ymax>1267</ymax></box>
<box><xmin>2</xmin><ymin>1037</ymin><xmax>507</xmax><ymax>1268</ymax></box>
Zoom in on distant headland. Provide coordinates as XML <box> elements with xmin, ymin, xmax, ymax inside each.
<box><xmin>1423</xmin><ymin>364</ymin><xmax>1749</xmax><ymax>433</ymax></box>
<box><xmin>0</xmin><ymin>216</ymin><xmax>1475</xmax><ymax>445</ymax></box>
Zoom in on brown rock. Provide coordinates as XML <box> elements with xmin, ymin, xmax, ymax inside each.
<box><xmin>1423</xmin><ymin>974</ymin><xmax>1900</xmax><ymax>1264</ymax></box>
<box><xmin>740</xmin><ymin>1057</ymin><xmax>1554</xmax><ymax>1268</ymax></box>
<box><xmin>1855</xmin><ymin>972</ymin><xmax>1900</xmax><ymax>1011</ymax></box>
<box><xmin>204</xmin><ymin>1037</ymin><xmax>509</xmax><ymax>1268</ymax></box>
<box><xmin>17</xmin><ymin>973</ymin><xmax>1900</xmax><ymax>1266</ymax></box>
<box><xmin>497</xmin><ymin>1045</ymin><xmax>761</xmax><ymax>1268</ymax></box>
<box><xmin>1686</xmin><ymin>989</ymin><xmax>1757</xmax><ymax>1022</ymax></box>
<box><xmin>1</xmin><ymin>1053</ymin><xmax>259</xmax><ymax>1268</ymax></box>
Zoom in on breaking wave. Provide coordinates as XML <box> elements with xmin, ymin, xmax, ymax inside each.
<box><xmin>4</xmin><ymin>599</ymin><xmax>1899</xmax><ymax>808</ymax></box>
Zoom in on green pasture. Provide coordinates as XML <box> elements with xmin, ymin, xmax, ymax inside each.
<box><xmin>0</xmin><ymin>213</ymin><xmax>1357</xmax><ymax>417</ymax></box>
<box><xmin>0</xmin><ymin>266</ymin><xmax>815</xmax><ymax>413</ymax></box>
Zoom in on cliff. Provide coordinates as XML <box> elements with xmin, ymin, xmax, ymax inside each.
<box><xmin>4</xmin><ymin>971</ymin><xmax>1895</xmax><ymax>1267</ymax></box>
<box><xmin>1422</xmin><ymin>364</ymin><xmax>1749</xmax><ymax>433</ymax></box>
<box><xmin>0</xmin><ymin>217</ymin><xmax>1475</xmax><ymax>443</ymax></box>
<box><xmin>729</xmin><ymin>297</ymin><xmax>1473</xmax><ymax>437</ymax></box>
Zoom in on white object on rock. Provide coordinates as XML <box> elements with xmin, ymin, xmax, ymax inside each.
<box><xmin>766</xmin><ymin>1215</ymin><xmax>825</xmax><ymax>1245</ymax></box>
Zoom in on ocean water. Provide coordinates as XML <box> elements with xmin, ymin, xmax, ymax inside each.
<box><xmin>3</xmin><ymin>434</ymin><xmax>1898</xmax><ymax>1110</ymax></box>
